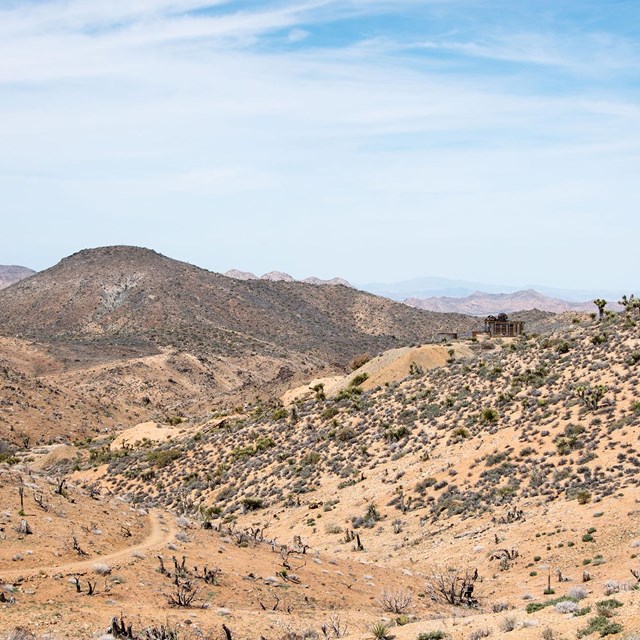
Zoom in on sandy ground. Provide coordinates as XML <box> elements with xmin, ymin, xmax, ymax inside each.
<box><xmin>282</xmin><ymin>343</ymin><xmax>474</xmax><ymax>404</ymax></box>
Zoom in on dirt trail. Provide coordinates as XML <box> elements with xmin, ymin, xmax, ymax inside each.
<box><xmin>0</xmin><ymin>509</ymin><xmax>175</xmax><ymax>581</ymax></box>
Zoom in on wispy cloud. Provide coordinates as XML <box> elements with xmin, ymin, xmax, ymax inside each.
<box><xmin>0</xmin><ymin>1</ymin><xmax>638</xmax><ymax>288</ymax></box>
<box><xmin>417</xmin><ymin>31</ymin><xmax>640</xmax><ymax>72</ymax></box>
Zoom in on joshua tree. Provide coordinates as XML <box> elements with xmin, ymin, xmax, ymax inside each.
<box><xmin>593</xmin><ymin>299</ymin><xmax>607</xmax><ymax>321</ymax></box>
<box><xmin>619</xmin><ymin>294</ymin><xmax>634</xmax><ymax>313</ymax></box>
<box><xmin>621</xmin><ymin>294</ymin><xmax>640</xmax><ymax>317</ymax></box>
<box><xmin>576</xmin><ymin>384</ymin><xmax>608</xmax><ymax>410</ymax></box>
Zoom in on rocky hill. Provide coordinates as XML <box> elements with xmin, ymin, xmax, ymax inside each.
<box><xmin>406</xmin><ymin>289</ymin><xmax>603</xmax><ymax>315</ymax></box>
<box><xmin>0</xmin><ymin>246</ymin><xmax>475</xmax><ymax>362</ymax></box>
<box><xmin>225</xmin><ymin>268</ymin><xmax>352</xmax><ymax>287</ymax></box>
<box><xmin>0</xmin><ymin>247</ymin><xmax>478</xmax><ymax>444</ymax></box>
<box><xmin>0</xmin><ymin>264</ymin><xmax>35</xmax><ymax>289</ymax></box>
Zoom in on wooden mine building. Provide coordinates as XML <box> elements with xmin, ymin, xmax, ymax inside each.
<box><xmin>484</xmin><ymin>313</ymin><xmax>524</xmax><ymax>337</ymax></box>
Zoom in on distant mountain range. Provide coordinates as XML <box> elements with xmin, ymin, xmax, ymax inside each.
<box><xmin>0</xmin><ymin>265</ymin><xmax>35</xmax><ymax>289</ymax></box>
<box><xmin>0</xmin><ymin>246</ymin><xmax>476</xmax><ymax>372</ymax></box>
<box><xmin>224</xmin><ymin>270</ymin><xmax>624</xmax><ymax>314</ymax></box>
<box><xmin>3</xmin><ymin>261</ymin><xmax>630</xmax><ymax>316</ymax></box>
<box><xmin>360</xmin><ymin>276</ymin><xmax>630</xmax><ymax>304</ymax></box>
<box><xmin>225</xmin><ymin>269</ymin><xmax>351</xmax><ymax>287</ymax></box>
<box><xmin>405</xmin><ymin>289</ymin><xmax>608</xmax><ymax>316</ymax></box>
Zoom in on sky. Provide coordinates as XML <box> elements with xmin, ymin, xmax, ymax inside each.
<box><xmin>1</xmin><ymin>0</ymin><xmax>639</xmax><ymax>290</ymax></box>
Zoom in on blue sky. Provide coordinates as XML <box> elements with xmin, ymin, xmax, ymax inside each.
<box><xmin>1</xmin><ymin>0</ymin><xmax>639</xmax><ymax>289</ymax></box>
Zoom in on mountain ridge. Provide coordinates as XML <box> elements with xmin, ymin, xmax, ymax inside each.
<box><xmin>0</xmin><ymin>246</ymin><xmax>479</xmax><ymax>438</ymax></box>
<box><xmin>0</xmin><ymin>246</ymin><xmax>476</xmax><ymax>360</ymax></box>
<box><xmin>0</xmin><ymin>264</ymin><xmax>35</xmax><ymax>289</ymax></box>
<box><xmin>225</xmin><ymin>268</ymin><xmax>351</xmax><ymax>287</ymax></box>
<box><xmin>405</xmin><ymin>288</ymin><xmax>603</xmax><ymax>315</ymax></box>
<box><xmin>361</xmin><ymin>275</ymin><xmax>631</xmax><ymax>303</ymax></box>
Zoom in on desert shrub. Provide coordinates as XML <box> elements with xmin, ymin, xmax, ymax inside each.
<box><xmin>481</xmin><ymin>408</ymin><xmax>499</xmax><ymax>424</ymax></box>
<box><xmin>147</xmin><ymin>449</ymin><xmax>182</xmax><ymax>468</ymax></box>
<box><xmin>577</xmin><ymin>490</ymin><xmax>592</xmax><ymax>504</ymax></box>
<box><xmin>272</xmin><ymin>408</ymin><xmax>288</xmax><ymax>420</ymax></box>
<box><xmin>468</xmin><ymin>629</ymin><xmax>491</xmax><ymax>640</ymax></box>
<box><xmin>568</xmin><ymin>586</ymin><xmax>589</xmax><ymax>600</ymax></box>
<box><xmin>93</xmin><ymin>563</ymin><xmax>111</xmax><ymax>576</ymax></box>
<box><xmin>253</xmin><ymin>436</ymin><xmax>275</xmax><ymax>451</ymax></box>
<box><xmin>336</xmin><ymin>427</ymin><xmax>356</xmax><ymax>442</ymax></box>
<box><xmin>350</xmin><ymin>373</ymin><xmax>370</xmax><ymax>387</ymax></box>
<box><xmin>499</xmin><ymin>616</ymin><xmax>518</xmax><ymax>632</ymax></box>
<box><xmin>242</xmin><ymin>496</ymin><xmax>264</xmax><ymax>511</ymax></box>
<box><xmin>526</xmin><ymin>596</ymin><xmax>578</xmax><ymax>614</ymax></box>
<box><xmin>350</xmin><ymin>353</ymin><xmax>372</xmax><ymax>370</ymax></box>
<box><xmin>322</xmin><ymin>407</ymin><xmax>339</xmax><ymax>420</ymax></box>
<box><xmin>384</xmin><ymin>425</ymin><xmax>410</xmax><ymax>442</ymax></box>
<box><xmin>555</xmin><ymin>600</ymin><xmax>579</xmax><ymax>614</ymax></box>
<box><xmin>379</xmin><ymin>588</ymin><xmax>413</xmax><ymax>613</ymax></box>
<box><xmin>6</xmin><ymin>629</ymin><xmax>37</xmax><ymax>640</ymax></box>
<box><xmin>369</xmin><ymin>622</ymin><xmax>391</xmax><ymax>640</ymax></box>
<box><xmin>596</xmin><ymin>599</ymin><xmax>623</xmax><ymax>617</ymax></box>
<box><xmin>577</xmin><ymin>616</ymin><xmax>623</xmax><ymax>637</ymax></box>
<box><xmin>485</xmin><ymin>452</ymin><xmax>508</xmax><ymax>466</ymax></box>
<box><xmin>417</xmin><ymin>632</ymin><xmax>448</xmax><ymax>640</ymax></box>
<box><xmin>415</xmin><ymin>477</ymin><xmax>437</xmax><ymax>493</ymax></box>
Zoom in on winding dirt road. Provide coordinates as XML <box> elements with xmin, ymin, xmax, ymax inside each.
<box><xmin>0</xmin><ymin>509</ymin><xmax>175</xmax><ymax>581</ymax></box>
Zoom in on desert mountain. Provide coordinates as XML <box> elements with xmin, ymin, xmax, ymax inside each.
<box><xmin>223</xmin><ymin>269</ymin><xmax>258</xmax><ymax>280</ymax></box>
<box><xmin>0</xmin><ymin>246</ymin><xmax>477</xmax><ymax>444</ymax></box>
<box><xmin>0</xmin><ymin>264</ymin><xmax>35</xmax><ymax>289</ymax></box>
<box><xmin>302</xmin><ymin>275</ymin><xmax>352</xmax><ymax>287</ymax></box>
<box><xmin>0</xmin><ymin>246</ymin><xmax>475</xmax><ymax>362</ymax></box>
<box><xmin>225</xmin><ymin>268</ymin><xmax>352</xmax><ymax>287</ymax></box>
<box><xmin>362</xmin><ymin>276</ymin><xmax>628</xmax><ymax>303</ymax></box>
<box><xmin>260</xmin><ymin>270</ymin><xmax>296</xmax><ymax>282</ymax></box>
<box><xmin>406</xmin><ymin>289</ymin><xmax>600</xmax><ymax>315</ymax></box>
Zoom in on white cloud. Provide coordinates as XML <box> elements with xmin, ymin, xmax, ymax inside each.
<box><xmin>0</xmin><ymin>0</ymin><xmax>638</xmax><ymax>287</ymax></box>
<box><xmin>287</xmin><ymin>27</ymin><xmax>309</xmax><ymax>42</ymax></box>
<box><xmin>416</xmin><ymin>31</ymin><xmax>640</xmax><ymax>72</ymax></box>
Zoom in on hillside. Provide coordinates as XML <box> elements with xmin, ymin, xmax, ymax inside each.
<box><xmin>406</xmin><ymin>289</ymin><xmax>602</xmax><ymax>315</ymax></box>
<box><xmin>0</xmin><ymin>247</ymin><xmax>475</xmax><ymax>361</ymax></box>
<box><xmin>0</xmin><ymin>264</ymin><xmax>35</xmax><ymax>289</ymax></box>
<box><xmin>93</xmin><ymin>311</ymin><xmax>640</xmax><ymax>533</ymax></box>
<box><xmin>0</xmin><ymin>341</ymin><xmax>128</xmax><ymax>451</ymax></box>
<box><xmin>0</xmin><ymin>247</ymin><xmax>478</xmax><ymax>446</ymax></box>
<box><xmin>1</xmin><ymin>310</ymin><xmax>632</xmax><ymax>638</ymax></box>
<box><xmin>2</xmin><ymin>247</ymin><xmax>639</xmax><ymax>639</ymax></box>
